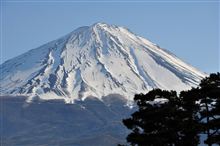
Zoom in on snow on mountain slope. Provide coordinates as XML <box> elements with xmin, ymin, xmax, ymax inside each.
<box><xmin>0</xmin><ymin>23</ymin><xmax>206</xmax><ymax>102</ymax></box>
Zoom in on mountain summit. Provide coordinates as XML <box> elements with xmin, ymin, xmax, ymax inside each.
<box><xmin>0</xmin><ymin>23</ymin><xmax>206</xmax><ymax>102</ymax></box>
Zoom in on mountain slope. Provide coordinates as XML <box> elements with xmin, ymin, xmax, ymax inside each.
<box><xmin>0</xmin><ymin>95</ymin><xmax>133</xmax><ymax>146</ymax></box>
<box><xmin>0</xmin><ymin>23</ymin><xmax>206</xmax><ymax>102</ymax></box>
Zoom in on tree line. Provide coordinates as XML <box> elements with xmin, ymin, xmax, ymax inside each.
<box><xmin>120</xmin><ymin>73</ymin><xmax>220</xmax><ymax>146</ymax></box>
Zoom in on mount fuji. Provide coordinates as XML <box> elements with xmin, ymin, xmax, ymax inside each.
<box><xmin>0</xmin><ymin>23</ymin><xmax>206</xmax><ymax>103</ymax></box>
<box><xmin>0</xmin><ymin>23</ymin><xmax>207</xmax><ymax>146</ymax></box>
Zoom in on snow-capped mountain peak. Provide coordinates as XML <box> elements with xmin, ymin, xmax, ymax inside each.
<box><xmin>0</xmin><ymin>23</ymin><xmax>206</xmax><ymax>103</ymax></box>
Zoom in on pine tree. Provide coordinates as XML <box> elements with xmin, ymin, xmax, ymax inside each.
<box><xmin>122</xmin><ymin>89</ymin><xmax>184</xmax><ymax>146</ymax></box>
<box><xmin>198</xmin><ymin>73</ymin><xmax>220</xmax><ymax>145</ymax></box>
<box><xmin>179</xmin><ymin>88</ymin><xmax>200</xmax><ymax>146</ymax></box>
<box><xmin>121</xmin><ymin>73</ymin><xmax>220</xmax><ymax>146</ymax></box>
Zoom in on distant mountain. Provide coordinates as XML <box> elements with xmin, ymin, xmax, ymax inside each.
<box><xmin>0</xmin><ymin>23</ymin><xmax>207</xmax><ymax>146</ymax></box>
<box><xmin>0</xmin><ymin>23</ymin><xmax>206</xmax><ymax>103</ymax></box>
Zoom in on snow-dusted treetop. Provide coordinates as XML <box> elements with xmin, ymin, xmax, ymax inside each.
<box><xmin>0</xmin><ymin>22</ymin><xmax>206</xmax><ymax>103</ymax></box>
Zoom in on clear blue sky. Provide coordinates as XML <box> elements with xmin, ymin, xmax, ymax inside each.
<box><xmin>1</xmin><ymin>0</ymin><xmax>219</xmax><ymax>73</ymax></box>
